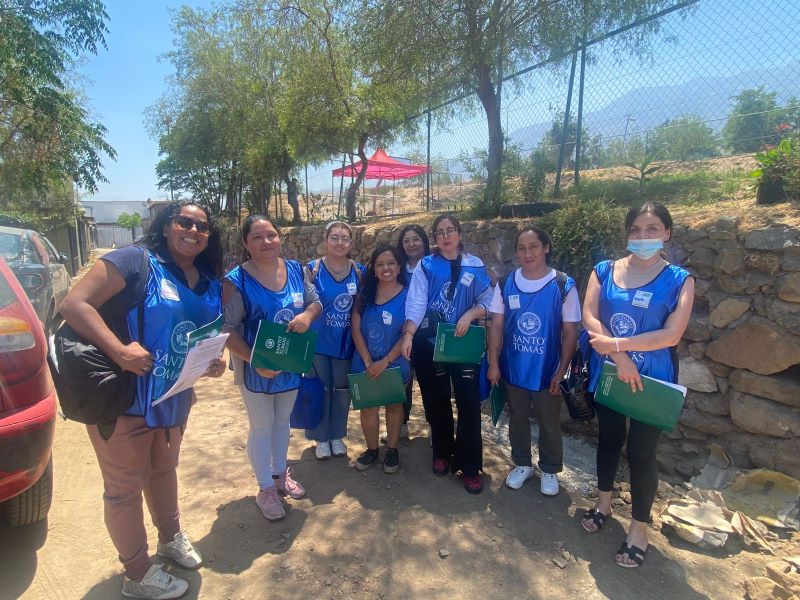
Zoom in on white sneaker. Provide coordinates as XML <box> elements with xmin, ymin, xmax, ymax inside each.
<box><xmin>540</xmin><ymin>472</ymin><xmax>560</xmax><ymax>496</ymax></box>
<box><xmin>330</xmin><ymin>438</ymin><xmax>347</xmax><ymax>456</ymax></box>
<box><xmin>315</xmin><ymin>442</ymin><xmax>331</xmax><ymax>460</ymax></box>
<box><xmin>156</xmin><ymin>530</ymin><xmax>202</xmax><ymax>569</ymax></box>
<box><xmin>505</xmin><ymin>466</ymin><xmax>535</xmax><ymax>490</ymax></box>
<box><xmin>122</xmin><ymin>564</ymin><xmax>188</xmax><ymax>599</ymax></box>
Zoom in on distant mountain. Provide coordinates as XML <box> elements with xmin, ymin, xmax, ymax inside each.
<box><xmin>508</xmin><ymin>60</ymin><xmax>800</xmax><ymax>150</ymax></box>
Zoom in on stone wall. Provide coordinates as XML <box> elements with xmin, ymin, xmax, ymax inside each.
<box><xmin>223</xmin><ymin>215</ymin><xmax>800</xmax><ymax>480</ymax></box>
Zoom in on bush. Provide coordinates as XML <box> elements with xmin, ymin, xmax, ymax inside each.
<box><xmin>521</xmin><ymin>150</ymin><xmax>547</xmax><ymax>202</ymax></box>
<box><xmin>539</xmin><ymin>198</ymin><xmax>626</xmax><ymax>288</ymax></box>
<box><xmin>750</xmin><ymin>136</ymin><xmax>800</xmax><ymax>204</ymax></box>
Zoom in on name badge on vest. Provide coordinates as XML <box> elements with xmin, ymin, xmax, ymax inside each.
<box><xmin>382</xmin><ymin>310</ymin><xmax>392</xmax><ymax>325</ymax></box>
<box><xmin>632</xmin><ymin>290</ymin><xmax>653</xmax><ymax>309</ymax></box>
<box><xmin>160</xmin><ymin>278</ymin><xmax>180</xmax><ymax>302</ymax></box>
<box><xmin>347</xmin><ymin>282</ymin><xmax>358</xmax><ymax>295</ymax></box>
<box><xmin>459</xmin><ymin>272</ymin><xmax>474</xmax><ymax>287</ymax></box>
<box><xmin>292</xmin><ymin>292</ymin><xmax>304</xmax><ymax>308</ymax></box>
<box><xmin>509</xmin><ymin>294</ymin><xmax>521</xmax><ymax>310</ymax></box>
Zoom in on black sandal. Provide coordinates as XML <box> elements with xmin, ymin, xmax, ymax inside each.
<box><xmin>581</xmin><ymin>508</ymin><xmax>609</xmax><ymax>533</ymax></box>
<box><xmin>615</xmin><ymin>542</ymin><xmax>647</xmax><ymax>568</ymax></box>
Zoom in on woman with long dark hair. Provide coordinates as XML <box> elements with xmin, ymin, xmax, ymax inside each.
<box><xmin>60</xmin><ymin>201</ymin><xmax>226</xmax><ymax>599</ymax></box>
<box><xmin>351</xmin><ymin>244</ymin><xmax>409</xmax><ymax>473</ymax></box>
<box><xmin>581</xmin><ymin>203</ymin><xmax>694</xmax><ymax>568</ymax></box>
<box><xmin>400</xmin><ymin>214</ymin><xmax>493</xmax><ymax>494</ymax></box>
<box><xmin>223</xmin><ymin>215</ymin><xmax>321</xmax><ymax>521</ymax></box>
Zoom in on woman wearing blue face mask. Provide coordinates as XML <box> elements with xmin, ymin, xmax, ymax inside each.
<box><xmin>580</xmin><ymin>203</ymin><xmax>694</xmax><ymax>569</ymax></box>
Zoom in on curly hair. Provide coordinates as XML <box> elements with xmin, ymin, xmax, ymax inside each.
<box><xmin>136</xmin><ymin>201</ymin><xmax>223</xmax><ymax>278</ymax></box>
<box><xmin>355</xmin><ymin>244</ymin><xmax>407</xmax><ymax>314</ymax></box>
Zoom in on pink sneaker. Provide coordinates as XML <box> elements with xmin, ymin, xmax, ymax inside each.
<box><xmin>256</xmin><ymin>487</ymin><xmax>286</xmax><ymax>521</ymax></box>
<box><xmin>275</xmin><ymin>468</ymin><xmax>306</xmax><ymax>499</ymax></box>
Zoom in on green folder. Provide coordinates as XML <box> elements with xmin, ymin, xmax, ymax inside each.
<box><xmin>432</xmin><ymin>323</ymin><xmax>486</xmax><ymax>364</ymax></box>
<box><xmin>187</xmin><ymin>314</ymin><xmax>224</xmax><ymax>350</ymax></box>
<box><xmin>490</xmin><ymin>384</ymin><xmax>505</xmax><ymax>427</ymax></box>
<box><xmin>348</xmin><ymin>367</ymin><xmax>406</xmax><ymax>410</ymax></box>
<box><xmin>250</xmin><ymin>320</ymin><xmax>317</xmax><ymax>373</ymax></box>
<box><xmin>593</xmin><ymin>362</ymin><xmax>687</xmax><ymax>432</ymax></box>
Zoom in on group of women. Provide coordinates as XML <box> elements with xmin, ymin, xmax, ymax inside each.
<box><xmin>60</xmin><ymin>200</ymin><xmax>693</xmax><ymax>599</ymax></box>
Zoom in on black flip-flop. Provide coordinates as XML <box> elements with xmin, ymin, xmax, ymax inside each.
<box><xmin>580</xmin><ymin>508</ymin><xmax>610</xmax><ymax>533</ymax></box>
<box><xmin>615</xmin><ymin>542</ymin><xmax>647</xmax><ymax>568</ymax></box>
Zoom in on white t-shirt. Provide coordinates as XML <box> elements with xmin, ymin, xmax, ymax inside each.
<box><xmin>489</xmin><ymin>268</ymin><xmax>581</xmax><ymax>322</ymax></box>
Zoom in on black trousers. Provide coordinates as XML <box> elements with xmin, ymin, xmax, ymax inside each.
<box><xmin>596</xmin><ymin>402</ymin><xmax>662</xmax><ymax>522</ymax></box>
<box><xmin>413</xmin><ymin>338</ymin><xmax>482</xmax><ymax>476</ymax></box>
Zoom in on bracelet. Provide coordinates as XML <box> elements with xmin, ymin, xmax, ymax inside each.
<box><xmin>614</xmin><ymin>337</ymin><xmax>620</xmax><ymax>352</ymax></box>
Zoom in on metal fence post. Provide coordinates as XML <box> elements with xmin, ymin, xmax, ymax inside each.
<box><xmin>554</xmin><ymin>37</ymin><xmax>579</xmax><ymax>198</ymax></box>
<box><xmin>574</xmin><ymin>35</ymin><xmax>587</xmax><ymax>187</ymax></box>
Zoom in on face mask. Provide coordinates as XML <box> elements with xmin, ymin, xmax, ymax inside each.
<box><xmin>627</xmin><ymin>238</ymin><xmax>663</xmax><ymax>260</ymax></box>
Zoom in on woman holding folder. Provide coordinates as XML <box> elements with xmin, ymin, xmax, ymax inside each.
<box><xmin>351</xmin><ymin>245</ymin><xmax>409</xmax><ymax>473</ymax></box>
<box><xmin>581</xmin><ymin>203</ymin><xmax>694</xmax><ymax>568</ymax></box>
<box><xmin>223</xmin><ymin>215</ymin><xmax>322</xmax><ymax>521</ymax></box>
<box><xmin>401</xmin><ymin>214</ymin><xmax>493</xmax><ymax>494</ymax></box>
<box><xmin>486</xmin><ymin>226</ymin><xmax>580</xmax><ymax>497</ymax></box>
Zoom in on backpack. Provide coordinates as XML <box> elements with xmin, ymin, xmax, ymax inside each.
<box><xmin>49</xmin><ymin>249</ymin><xmax>149</xmax><ymax>428</ymax></box>
<box><xmin>559</xmin><ymin>330</ymin><xmax>595</xmax><ymax>422</ymax></box>
<box><xmin>498</xmin><ymin>269</ymin><xmax>569</xmax><ymax>304</ymax></box>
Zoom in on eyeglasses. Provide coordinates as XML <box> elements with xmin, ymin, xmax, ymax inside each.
<box><xmin>173</xmin><ymin>215</ymin><xmax>210</xmax><ymax>235</ymax></box>
<box><xmin>328</xmin><ymin>235</ymin><xmax>352</xmax><ymax>245</ymax></box>
<box><xmin>434</xmin><ymin>227</ymin><xmax>458</xmax><ymax>239</ymax></box>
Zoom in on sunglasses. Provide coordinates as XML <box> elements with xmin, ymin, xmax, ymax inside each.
<box><xmin>173</xmin><ymin>215</ymin><xmax>210</xmax><ymax>235</ymax></box>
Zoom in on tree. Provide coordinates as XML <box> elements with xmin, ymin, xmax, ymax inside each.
<box><xmin>0</xmin><ymin>0</ymin><xmax>116</xmax><ymax>218</ymax></box>
<box><xmin>117</xmin><ymin>212</ymin><xmax>142</xmax><ymax>242</ymax></box>
<box><xmin>722</xmin><ymin>87</ymin><xmax>783</xmax><ymax>153</ymax></box>
<box><xmin>648</xmin><ymin>115</ymin><xmax>718</xmax><ymax>161</ymax></box>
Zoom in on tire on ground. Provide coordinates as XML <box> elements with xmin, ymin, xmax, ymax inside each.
<box><xmin>3</xmin><ymin>456</ymin><xmax>53</xmax><ymax>526</ymax></box>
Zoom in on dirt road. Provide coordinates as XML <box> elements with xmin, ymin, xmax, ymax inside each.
<box><xmin>1</xmin><ymin>363</ymin><xmax>786</xmax><ymax>600</ymax></box>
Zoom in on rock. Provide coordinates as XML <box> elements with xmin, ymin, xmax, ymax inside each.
<box><xmin>708</xmin><ymin>361</ymin><xmax>733</xmax><ymax>377</ymax></box>
<box><xmin>744</xmin><ymin>252</ymin><xmax>781</xmax><ymax>275</ymax></box>
<box><xmin>714</xmin><ymin>215</ymin><xmax>740</xmax><ymax>232</ymax></box>
<box><xmin>689</xmin><ymin>391</ymin><xmax>729</xmax><ymax>416</ymax></box>
<box><xmin>325</xmin><ymin>579</ymin><xmax>332</xmax><ymax>586</ymax></box>
<box><xmin>438</xmin><ymin>549</ymin><xmax>450</xmax><ymax>559</ymax></box>
<box><xmin>777</xmin><ymin>273</ymin><xmax>800</xmax><ymax>303</ymax></box>
<box><xmin>747</xmin><ymin>438</ymin><xmax>800</xmax><ymax>479</ymax></box>
<box><xmin>705</xmin><ymin>317</ymin><xmax>800</xmax><ymax>375</ymax></box>
<box><xmin>682</xmin><ymin>228</ymin><xmax>709</xmax><ymax>242</ymax></box>
<box><xmin>709</xmin><ymin>298</ymin><xmax>750</xmax><ymax>329</ymax></box>
<box><xmin>743</xmin><ymin>576</ymin><xmax>794</xmax><ymax>600</ymax></box>
<box><xmin>687</xmin><ymin>248</ymin><xmax>717</xmax><ymax>277</ymax></box>
<box><xmin>678</xmin><ymin>407</ymin><xmax>737</xmax><ymax>436</ymax></box>
<box><xmin>782</xmin><ymin>257</ymin><xmax>800</xmax><ymax>272</ymax></box>
<box><xmin>619</xmin><ymin>491</ymin><xmax>632</xmax><ymax>504</ymax></box>
<box><xmin>716</xmin><ymin>271</ymin><xmax>772</xmax><ymax>295</ymax></box>
<box><xmin>744</xmin><ymin>228</ymin><xmax>800</xmax><ymax>251</ymax></box>
<box><xmin>678</xmin><ymin>357</ymin><xmax>718</xmax><ymax>392</ymax></box>
<box><xmin>708</xmin><ymin>229</ymin><xmax>737</xmax><ymax>241</ymax></box>
<box><xmin>730</xmin><ymin>369</ymin><xmax>800</xmax><ymax>408</ymax></box>
<box><xmin>713</xmin><ymin>247</ymin><xmax>744</xmax><ymax>275</ymax></box>
<box><xmin>694</xmin><ymin>277</ymin><xmax>712</xmax><ymax>298</ymax></box>
<box><xmin>729</xmin><ymin>391</ymin><xmax>800</xmax><ymax>438</ymax></box>
<box><xmin>684</xmin><ymin>314</ymin><xmax>711</xmax><ymax>342</ymax></box>
<box><xmin>688</xmin><ymin>342</ymin><xmax>707</xmax><ymax>360</ymax></box>
<box><xmin>618</xmin><ymin>482</ymin><xmax>631</xmax><ymax>492</ymax></box>
<box><xmin>765</xmin><ymin>298</ymin><xmax>800</xmax><ymax>335</ymax></box>
<box><xmin>551</xmin><ymin>557</ymin><xmax>568</xmax><ymax>569</ymax></box>
<box><xmin>561</xmin><ymin>549</ymin><xmax>572</xmax><ymax>562</ymax></box>
<box><xmin>716</xmin><ymin>377</ymin><xmax>729</xmax><ymax>395</ymax></box>
<box><xmin>280</xmin><ymin>560</ymin><xmax>290</xmax><ymax>569</ymax></box>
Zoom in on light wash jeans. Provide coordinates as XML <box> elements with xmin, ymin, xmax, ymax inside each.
<box><xmin>305</xmin><ymin>353</ymin><xmax>351</xmax><ymax>442</ymax></box>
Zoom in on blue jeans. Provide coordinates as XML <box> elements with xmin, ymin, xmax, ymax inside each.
<box><xmin>305</xmin><ymin>354</ymin><xmax>351</xmax><ymax>442</ymax></box>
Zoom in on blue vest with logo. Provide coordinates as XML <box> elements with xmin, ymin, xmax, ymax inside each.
<box><xmin>308</xmin><ymin>260</ymin><xmax>365</xmax><ymax>359</ymax></box>
<box><xmin>587</xmin><ymin>259</ymin><xmax>691</xmax><ymax>392</ymax></box>
<box><xmin>419</xmin><ymin>253</ymin><xmax>491</xmax><ymax>342</ymax></box>
<box><xmin>500</xmin><ymin>271</ymin><xmax>576</xmax><ymax>392</ymax></box>
<box><xmin>225</xmin><ymin>260</ymin><xmax>307</xmax><ymax>394</ymax></box>
<box><xmin>128</xmin><ymin>251</ymin><xmax>222</xmax><ymax>428</ymax></box>
<box><xmin>351</xmin><ymin>287</ymin><xmax>411</xmax><ymax>383</ymax></box>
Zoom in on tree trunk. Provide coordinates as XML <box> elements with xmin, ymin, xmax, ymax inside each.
<box><xmin>345</xmin><ymin>134</ymin><xmax>368</xmax><ymax>222</ymax></box>
<box><xmin>476</xmin><ymin>63</ymin><xmax>503</xmax><ymax>216</ymax></box>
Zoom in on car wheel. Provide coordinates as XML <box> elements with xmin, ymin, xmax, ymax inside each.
<box><xmin>3</xmin><ymin>456</ymin><xmax>53</xmax><ymax>526</ymax></box>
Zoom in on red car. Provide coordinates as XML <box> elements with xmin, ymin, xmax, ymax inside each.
<box><xmin>0</xmin><ymin>257</ymin><xmax>56</xmax><ymax>526</ymax></box>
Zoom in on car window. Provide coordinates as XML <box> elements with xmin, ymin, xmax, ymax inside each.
<box><xmin>41</xmin><ymin>235</ymin><xmax>60</xmax><ymax>263</ymax></box>
<box><xmin>0</xmin><ymin>269</ymin><xmax>15</xmax><ymax>310</ymax></box>
<box><xmin>0</xmin><ymin>233</ymin><xmax>22</xmax><ymax>262</ymax></box>
<box><xmin>30</xmin><ymin>234</ymin><xmax>49</xmax><ymax>265</ymax></box>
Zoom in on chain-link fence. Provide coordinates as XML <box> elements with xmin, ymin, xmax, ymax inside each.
<box><xmin>313</xmin><ymin>0</ymin><xmax>799</xmax><ymax>215</ymax></box>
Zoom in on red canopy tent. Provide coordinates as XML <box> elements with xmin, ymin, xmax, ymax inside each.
<box><xmin>332</xmin><ymin>148</ymin><xmax>429</xmax><ymax>180</ymax></box>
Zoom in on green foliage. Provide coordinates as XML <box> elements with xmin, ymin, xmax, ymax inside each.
<box><xmin>117</xmin><ymin>212</ymin><xmax>142</xmax><ymax>229</ymax></box>
<box><xmin>722</xmin><ymin>87</ymin><xmax>785</xmax><ymax>153</ymax></box>
<box><xmin>536</xmin><ymin>113</ymin><xmax>589</xmax><ymax>171</ymax></box>
<box><xmin>648</xmin><ymin>116</ymin><xmax>719</xmax><ymax>161</ymax></box>
<box><xmin>625</xmin><ymin>151</ymin><xmax>662</xmax><ymax>192</ymax></box>
<box><xmin>750</xmin><ymin>136</ymin><xmax>800</xmax><ymax>201</ymax></box>
<box><xmin>539</xmin><ymin>198</ymin><xmax>626</xmax><ymax>287</ymax></box>
<box><xmin>521</xmin><ymin>150</ymin><xmax>548</xmax><ymax>203</ymax></box>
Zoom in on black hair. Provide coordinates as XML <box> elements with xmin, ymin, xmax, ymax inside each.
<box><xmin>624</xmin><ymin>203</ymin><xmax>673</xmax><ymax>235</ymax></box>
<box><xmin>138</xmin><ymin>201</ymin><xmax>223</xmax><ymax>278</ymax></box>
<box><xmin>431</xmin><ymin>213</ymin><xmax>463</xmax><ymax>301</ymax></box>
<box><xmin>241</xmin><ymin>214</ymin><xmax>282</xmax><ymax>261</ymax></box>
<box><xmin>514</xmin><ymin>225</ymin><xmax>553</xmax><ymax>262</ymax></box>
<box><xmin>355</xmin><ymin>244</ymin><xmax>407</xmax><ymax>313</ymax></box>
<box><xmin>396</xmin><ymin>224</ymin><xmax>430</xmax><ymax>266</ymax></box>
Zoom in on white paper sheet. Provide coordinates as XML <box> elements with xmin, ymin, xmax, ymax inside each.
<box><xmin>152</xmin><ymin>333</ymin><xmax>229</xmax><ymax>406</ymax></box>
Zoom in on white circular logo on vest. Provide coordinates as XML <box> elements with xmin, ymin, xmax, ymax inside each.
<box><xmin>367</xmin><ymin>322</ymin><xmax>384</xmax><ymax>344</ymax></box>
<box><xmin>610</xmin><ymin>313</ymin><xmax>637</xmax><ymax>337</ymax></box>
<box><xmin>170</xmin><ymin>320</ymin><xmax>196</xmax><ymax>355</ymax></box>
<box><xmin>439</xmin><ymin>282</ymin><xmax>453</xmax><ymax>302</ymax></box>
<box><xmin>334</xmin><ymin>293</ymin><xmax>353</xmax><ymax>312</ymax></box>
<box><xmin>274</xmin><ymin>308</ymin><xmax>294</xmax><ymax>324</ymax></box>
<box><xmin>516</xmin><ymin>312</ymin><xmax>542</xmax><ymax>336</ymax></box>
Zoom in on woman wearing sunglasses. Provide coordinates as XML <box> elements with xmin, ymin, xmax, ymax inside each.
<box><xmin>400</xmin><ymin>214</ymin><xmax>493</xmax><ymax>494</ymax></box>
<box><xmin>60</xmin><ymin>201</ymin><xmax>225</xmax><ymax>599</ymax></box>
<box><xmin>305</xmin><ymin>221</ymin><xmax>366</xmax><ymax>460</ymax></box>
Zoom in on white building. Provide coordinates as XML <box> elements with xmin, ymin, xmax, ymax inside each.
<box><xmin>80</xmin><ymin>200</ymin><xmax>149</xmax><ymax>224</ymax></box>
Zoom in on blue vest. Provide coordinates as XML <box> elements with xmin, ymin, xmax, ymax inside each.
<box><xmin>128</xmin><ymin>251</ymin><xmax>222</xmax><ymax>428</ymax></box>
<box><xmin>419</xmin><ymin>253</ymin><xmax>491</xmax><ymax>341</ymax></box>
<box><xmin>587</xmin><ymin>260</ymin><xmax>691</xmax><ymax>392</ymax></box>
<box><xmin>351</xmin><ymin>287</ymin><xmax>411</xmax><ymax>383</ymax></box>
<box><xmin>309</xmin><ymin>259</ymin><xmax>365</xmax><ymax>359</ymax></box>
<box><xmin>499</xmin><ymin>271</ymin><xmax>575</xmax><ymax>392</ymax></box>
<box><xmin>225</xmin><ymin>260</ymin><xmax>307</xmax><ymax>394</ymax></box>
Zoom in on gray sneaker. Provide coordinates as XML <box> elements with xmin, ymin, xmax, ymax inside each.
<box><xmin>122</xmin><ymin>564</ymin><xmax>188</xmax><ymax>599</ymax></box>
<box><xmin>156</xmin><ymin>530</ymin><xmax>202</xmax><ymax>569</ymax></box>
